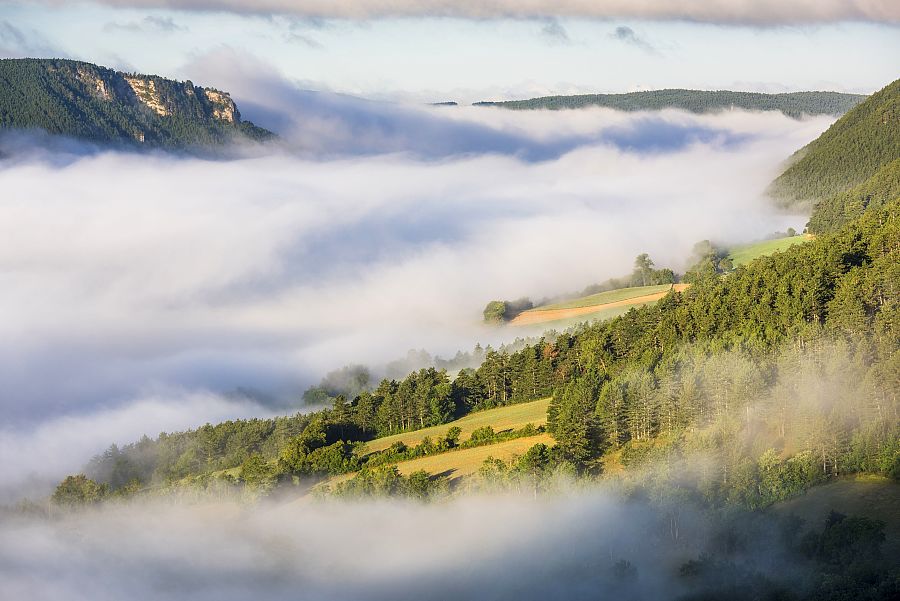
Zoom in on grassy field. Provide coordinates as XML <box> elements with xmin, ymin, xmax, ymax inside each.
<box><xmin>364</xmin><ymin>397</ymin><xmax>551</xmax><ymax>454</ymax></box>
<box><xmin>510</xmin><ymin>284</ymin><xmax>687</xmax><ymax>328</ymax></box>
<box><xmin>392</xmin><ymin>434</ymin><xmax>554</xmax><ymax>480</ymax></box>
<box><xmin>727</xmin><ymin>235</ymin><xmax>808</xmax><ymax>267</ymax></box>
<box><xmin>534</xmin><ymin>284</ymin><xmax>674</xmax><ymax>311</ymax></box>
<box><xmin>326</xmin><ymin>433</ymin><xmax>555</xmax><ymax>489</ymax></box>
<box><xmin>518</xmin><ymin>299</ymin><xmax>656</xmax><ymax>330</ymax></box>
<box><xmin>773</xmin><ymin>475</ymin><xmax>900</xmax><ymax>557</ymax></box>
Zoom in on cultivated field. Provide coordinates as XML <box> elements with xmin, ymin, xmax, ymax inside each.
<box><xmin>510</xmin><ymin>284</ymin><xmax>689</xmax><ymax>327</ymax></box>
<box><xmin>325</xmin><ymin>433</ymin><xmax>555</xmax><ymax>489</ymax></box>
<box><xmin>727</xmin><ymin>234</ymin><xmax>810</xmax><ymax>267</ymax></box>
<box><xmin>364</xmin><ymin>397</ymin><xmax>551</xmax><ymax>453</ymax></box>
<box><xmin>392</xmin><ymin>433</ymin><xmax>554</xmax><ymax>480</ymax></box>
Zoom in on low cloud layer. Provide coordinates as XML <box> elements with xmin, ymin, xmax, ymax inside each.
<box><xmin>0</xmin><ymin>71</ymin><xmax>829</xmax><ymax>496</ymax></box>
<box><xmin>36</xmin><ymin>0</ymin><xmax>900</xmax><ymax>24</ymax></box>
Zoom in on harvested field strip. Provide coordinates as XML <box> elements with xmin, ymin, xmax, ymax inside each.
<box><xmin>364</xmin><ymin>397</ymin><xmax>551</xmax><ymax>454</ymax></box>
<box><xmin>511</xmin><ymin>284</ymin><xmax>688</xmax><ymax>326</ymax></box>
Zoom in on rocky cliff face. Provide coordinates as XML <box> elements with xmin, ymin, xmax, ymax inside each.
<box><xmin>65</xmin><ymin>62</ymin><xmax>241</xmax><ymax>124</ymax></box>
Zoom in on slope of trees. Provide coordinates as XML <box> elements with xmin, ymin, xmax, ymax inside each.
<box><xmin>0</xmin><ymin>58</ymin><xmax>273</xmax><ymax>149</ymax></box>
<box><xmin>475</xmin><ymin>89</ymin><xmax>865</xmax><ymax>118</ymax></box>
<box><xmin>770</xmin><ymin>78</ymin><xmax>900</xmax><ymax>207</ymax></box>
<box><xmin>807</xmin><ymin>158</ymin><xmax>900</xmax><ymax>234</ymax></box>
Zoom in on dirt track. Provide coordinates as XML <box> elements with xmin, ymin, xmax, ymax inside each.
<box><xmin>510</xmin><ymin>284</ymin><xmax>690</xmax><ymax>326</ymax></box>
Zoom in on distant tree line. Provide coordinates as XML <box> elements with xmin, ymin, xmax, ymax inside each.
<box><xmin>475</xmin><ymin>89</ymin><xmax>866</xmax><ymax>119</ymax></box>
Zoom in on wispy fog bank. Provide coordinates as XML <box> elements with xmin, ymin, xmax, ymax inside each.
<box><xmin>0</xmin><ymin>492</ymin><xmax>803</xmax><ymax>601</ymax></box>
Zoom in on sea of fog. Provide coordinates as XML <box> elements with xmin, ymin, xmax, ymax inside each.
<box><xmin>0</xmin><ymin>74</ymin><xmax>831</xmax><ymax>499</ymax></box>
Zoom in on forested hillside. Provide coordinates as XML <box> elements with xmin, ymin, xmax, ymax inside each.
<box><xmin>475</xmin><ymin>89</ymin><xmax>865</xmax><ymax>118</ymax></box>
<box><xmin>771</xmin><ymin>79</ymin><xmax>900</xmax><ymax>208</ymax></box>
<box><xmin>0</xmin><ymin>58</ymin><xmax>273</xmax><ymax>149</ymax></box>
<box><xmin>807</xmin><ymin>158</ymin><xmax>900</xmax><ymax>234</ymax></box>
<box><xmin>60</xmin><ymin>195</ymin><xmax>899</xmax><ymax>506</ymax></box>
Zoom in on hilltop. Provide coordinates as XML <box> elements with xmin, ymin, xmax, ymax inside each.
<box><xmin>475</xmin><ymin>89</ymin><xmax>866</xmax><ymax>119</ymax></box>
<box><xmin>0</xmin><ymin>58</ymin><xmax>274</xmax><ymax>150</ymax></box>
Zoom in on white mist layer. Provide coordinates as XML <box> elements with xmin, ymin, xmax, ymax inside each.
<box><xmin>0</xmin><ymin>106</ymin><xmax>827</xmax><ymax>495</ymax></box>
<box><xmin>0</xmin><ymin>493</ymin><xmax>717</xmax><ymax>601</ymax></box>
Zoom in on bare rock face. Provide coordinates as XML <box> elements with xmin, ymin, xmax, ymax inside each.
<box><xmin>76</xmin><ymin>68</ymin><xmax>112</xmax><ymax>100</ymax></box>
<box><xmin>124</xmin><ymin>76</ymin><xmax>170</xmax><ymax>116</ymax></box>
<box><xmin>203</xmin><ymin>89</ymin><xmax>238</xmax><ymax>123</ymax></box>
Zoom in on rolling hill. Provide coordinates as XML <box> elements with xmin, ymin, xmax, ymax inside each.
<box><xmin>475</xmin><ymin>89</ymin><xmax>866</xmax><ymax>118</ymax></box>
<box><xmin>0</xmin><ymin>58</ymin><xmax>273</xmax><ymax>150</ymax></box>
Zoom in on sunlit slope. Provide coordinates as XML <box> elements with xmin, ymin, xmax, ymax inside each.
<box><xmin>510</xmin><ymin>284</ymin><xmax>688</xmax><ymax>327</ymax></box>
<box><xmin>771</xmin><ymin>78</ymin><xmax>899</xmax><ymax>206</ymax></box>
<box><xmin>727</xmin><ymin>234</ymin><xmax>811</xmax><ymax>267</ymax></box>
<box><xmin>365</xmin><ymin>397</ymin><xmax>551</xmax><ymax>453</ymax></box>
<box><xmin>392</xmin><ymin>434</ymin><xmax>553</xmax><ymax>478</ymax></box>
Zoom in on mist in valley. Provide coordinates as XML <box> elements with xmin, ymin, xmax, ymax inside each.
<box><xmin>0</xmin><ymin>488</ymin><xmax>820</xmax><ymax>601</ymax></box>
<box><xmin>0</xmin><ymin>82</ymin><xmax>832</xmax><ymax>498</ymax></box>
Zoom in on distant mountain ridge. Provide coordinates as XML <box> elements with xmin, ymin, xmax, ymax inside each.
<box><xmin>474</xmin><ymin>89</ymin><xmax>866</xmax><ymax>119</ymax></box>
<box><xmin>0</xmin><ymin>58</ymin><xmax>274</xmax><ymax>150</ymax></box>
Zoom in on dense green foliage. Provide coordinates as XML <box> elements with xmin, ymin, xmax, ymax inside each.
<box><xmin>475</xmin><ymin>89</ymin><xmax>865</xmax><ymax>118</ymax></box>
<box><xmin>807</xmin><ymin>158</ymin><xmax>900</xmax><ymax>234</ymax></box>
<box><xmin>483</xmin><ymin>298</ymin><xmax>534</xmax><ymax>323</ymax></box>
<box><xmin>0</xmin><ymin>58</ymin><xmax>273</xmax><ymax>149</ymax></box>
<box><xmin>771</xmin><ymin>79</ymin><xmax>900</xmax><ymax>207</ymax></box>
<box><xmin>327</xmin><ymin>466</ymin><xmax>449</xmax><ymax>500</ymax></box>
<box><xmin>51</xmin><ymin>474</ymin><xmax>109</xmax><ymax>507</ymax></box>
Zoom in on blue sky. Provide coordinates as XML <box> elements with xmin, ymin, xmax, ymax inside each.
<box><xmin>1</xmin><ymin>2</ymin><xmax>898</xmax><ymax>101</ymax></box>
